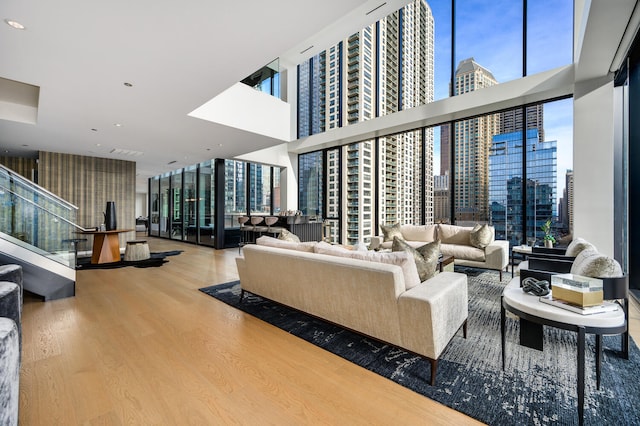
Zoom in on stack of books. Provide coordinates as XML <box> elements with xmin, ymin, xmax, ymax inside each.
<box><xmin>539</xmin><ymin>295</ymin><xmax>619</xmax><ymax>315</ymax></box>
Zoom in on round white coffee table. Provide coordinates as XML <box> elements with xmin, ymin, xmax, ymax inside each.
<box><xmin>501</xmin><ymin>277</ymin><xmax>626</xmax><ymax>426</ymax></box>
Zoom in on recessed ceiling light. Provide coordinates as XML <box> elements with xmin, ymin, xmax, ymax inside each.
<box><xmin>124</xmin><ymin>82</ymin><xmax>133</xmax><ymax>87</ymax></box>
<box><xmin>218</xmin><ymin>143</ymin><xmax>223</xmax><ymax>147</ymax></box>
<box><xmin>5</xmin><ymin>19</ymin><xmax>25</xmax><ymax>30</ymax></box>
<box><xmin>91</xmin><ymin>128</ymin><xmax>98</xmax><ymax>132</ymax></box>
<box><xmin>299</xmin><ymin>45</ymin><xmax>314</xmax><ymax>55</ymax></box>
<box><xmin>114</xmin><ymin>123</ymin><xmax>122</xmax><ymax>127</ymax></box>
<box><xmin>21</xmin><ymin>144</ymin><xmax>29</xmax><ymax>147</ymax></box>
<box><xmin>95</xmin><ymin>143</ymin><xmax>101</xmax><ymax>147</ymax></box>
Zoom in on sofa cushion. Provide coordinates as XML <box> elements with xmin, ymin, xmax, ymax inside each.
<box><xmin>469</xmin><ymin>224</ymin><xmax>493</xmax><ymax>249</ymax></box>
<box><xmin>401</xmin><ymin>224</ymin><xmax>437</xmax><ymax>242</ymax></box>
<box><xmin>392</xmin><ymin>237</ymin><xmax>440</xmax><ymax>282</ymax></box>
<box><xmin>381</xmin><ymin>222</ymin><xmax>404</xmax><ymax>242</ymax></box>
<box><xmin>278</xmin><ymin>229</ymin><xmax>301</xmax><ymax>243</ymax></box>
<box><xmin>570</xmin><ymin>249</ymin><xmax>623</xmax><ymax>278</ymax></box>
<box><xmin>256</xmin><ymin>236</ymin><xmax>316</xmax><ymax>252</ymax></box>
<box><xmin>313</xmin><ymin>241</ymin><xmax>353</xmax><ymax>256</ymax></box>
<box><xmin>440</xmin><ymin>243</ymin><xmax>486</xmax><ymax>262</ymax></box>
<box><xmin>347</xmin><ymin>249</ymin><xmax>421</xmax><ymax>290</ymax></box>
<box><xmin>565</xmin><ymin>237</ymin><xmax>596</xmax><ymax>257</ymax></box>
<box><xmin>438</xmin><ymin>224</ymin><xmax>473</xmax><ymax>245</ymax></box>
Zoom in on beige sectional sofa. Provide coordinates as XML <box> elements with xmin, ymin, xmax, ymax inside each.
<box><xmin>370</xmin><ymin>223</ymin><xmax>510</xmax><ymax>280</ymax></box>
<box><xmin>236</xmin><ymin>239</ymin><xmax>469</xmax><ymax>385</ymax></box>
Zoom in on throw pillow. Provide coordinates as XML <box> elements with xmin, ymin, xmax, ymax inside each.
<box><xmin>348</xmin><ymin>249</ymin><xmax>421</xmax><ymax>290</ymax></box>
<box><xmin>565</xmin><ymin>237</ymin><xmax>596</xmax><ymax>257</ymax></box>
<box><xmin>416</xmin><ymin>239</ymin><xmax>441</xmax><ymax>280</ymax></box>
<box><xmin>381</xmin><ymin>222</ymin><xmax>403</xmax><ymax>242</ymax></box>
<box><xmin>392</xmin><ymin>237</ymin><xmax>440</xmax><ymax>282</ymax></box>
<box><xmin>278</xmin><ymin>229</ymin><xmax>300</xmax><ymax>243</ymax></box>
<box><xmin>570</xmin><ymin>249</ymin><xmax>623</xmax><ymax>278</ymax></box>
<box><xmin>469</xmin><ymin>224</ymin><xmax>493</xmax><ymax>249</ymax></box>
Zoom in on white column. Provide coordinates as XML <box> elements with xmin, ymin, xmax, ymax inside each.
<box><xmin>573</xmin><ymin>76</ymin><xmax>615</xmax><ymax>255</ymax></box>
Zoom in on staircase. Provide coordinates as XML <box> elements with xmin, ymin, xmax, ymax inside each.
<box><xmin>0</xmin><ymin>164</ymin><xmax>84</xmax><ymax>300</ymax></box>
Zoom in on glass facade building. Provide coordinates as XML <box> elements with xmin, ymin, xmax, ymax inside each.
<box><xmin>489</xmin><ymin>129</ymin><xmax>557</xmax><ymax>247</ymax></box>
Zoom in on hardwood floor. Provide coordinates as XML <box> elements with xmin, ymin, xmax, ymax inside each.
<box><xmin>20</xmin><ymin>237</ymin><xmax>482</xmax><ymax>425</ymax></box>
<box><xmin>20</xmin><ymin>237</ymin><xmax>639</xmax><ymax>425</ymax></box>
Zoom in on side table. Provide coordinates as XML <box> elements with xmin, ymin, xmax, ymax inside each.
<box><xmin>511</xmin><ymin>244</ymin><xmax>532</xmax><ymax>278</ymax></box>
<box><xmin>438</xmin><ymin>255</ymin><xmax>455</xmax><ymax>273</ymax></box>
<box><xmin>501</xmin><ymin>277</ymin><xmax>626</xmax><ymax>426</ymax></box>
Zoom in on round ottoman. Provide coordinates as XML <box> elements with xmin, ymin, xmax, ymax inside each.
<box><xmin>124</xmin><ymin>240</ymin><xmax>150</xmax><ymax>262</ymax></box>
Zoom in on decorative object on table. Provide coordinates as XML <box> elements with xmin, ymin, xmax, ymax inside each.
<box><xmin>104</xmin><ymin>201</ymin><xmax>117</xmax><ymax>231</ymax></box>
<box><xmin>541</xmin><ymin>218</ymin><xmax>556</xmax><ymax>248</ymax></box>
<box><xmin>521</xmin><ymin>276</ymin><xmax>550</xmax><ymax>296</ymax></box>
<box><xmin>539</xmin><ymin>295</ymin><xmax>619</xmax><ymax>315</ymax></box>
<box><xmin>550</xmin><ymin>273</ymin><xmax>604</xmax><ymax>307</ymax></box>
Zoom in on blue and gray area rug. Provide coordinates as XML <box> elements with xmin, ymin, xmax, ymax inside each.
<box><xmin>199</xmin><ymin>268</ymin><xmax>640</xmax><ymax>425</ymax></box>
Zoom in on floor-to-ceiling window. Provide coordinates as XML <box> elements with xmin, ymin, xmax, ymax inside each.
<box><xmin>295</xmin><ymin>0</ymin><xmax>573</xmax><ymax>246</ymax></box>
<box><xmin>198</xmin><ymin>161</ymin><xmax>215</xmax><ymax>247</ymax></box>
<box><xmin>183</xmin><ymin>165</ymin><xmax>197</xmax><ymax>243</ymax></box>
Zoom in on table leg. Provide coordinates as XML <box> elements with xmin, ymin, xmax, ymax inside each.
<box><xmin>501</xmin><ymin>297</ymin><xmax>506</xmax><ymax>370</ymax></box>
<box><xmin>577</xmin><ymin>327</ymin><xmax>585</xmax><ymax>426</ymax></box>
<box><xmin>511</xmin><ymin>252</ymin><xmax>515</xmax><ymax>278</ymax></box>
<box><xmin>596</xmin><ymin>334</ymin><xmax>602</xmax><ymax>390</ymax></box>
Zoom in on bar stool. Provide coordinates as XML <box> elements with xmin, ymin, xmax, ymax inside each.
<box><xmin>264</xmin><ymin>216</ymin><xmax>283</xmax><ymax>238</ymax></box>
<box><xmin>250</xmin><ymin>217</ymin><xmax>268</xmax><ymax>242</ymax></box>
<box><xmin>238</xmin><ymin>216</ymin><xmax>250</xmax><ymax>253</ymax></box>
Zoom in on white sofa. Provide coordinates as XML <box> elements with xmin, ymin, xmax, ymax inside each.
<box><xmin>370</xmin><ymin>224</ymin><xmax>509</xmax><ymax>280</ymax></box>
<box><xmin>236</xmin><ymin>241</ymin><xmax>468</xmax><ymax>385</ymax></box>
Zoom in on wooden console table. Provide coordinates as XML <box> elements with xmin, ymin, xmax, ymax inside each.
<box><xmin>81</xmin><ymin>229</ymin><xmax>133</xmax><ymax>264</ymax></box>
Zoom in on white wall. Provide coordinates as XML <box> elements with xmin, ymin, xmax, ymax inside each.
<box><xmin>573</xmin><ymin>76</ymin><xmax>616</xmax><ymax>256</ymax></box>
<box><xmin>135</xmin><ymin>192</ymin><xmax>148</xmax><ymax>218</ymax></box>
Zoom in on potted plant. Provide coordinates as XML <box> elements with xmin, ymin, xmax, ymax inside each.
<box><xmin>541</xmin><ymin>218</ymin><xmax>556</xmax><ymax>248</ymax></box>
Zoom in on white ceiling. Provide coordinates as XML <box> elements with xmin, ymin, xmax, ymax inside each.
<box><xmin>0</xmin><ymin>0</ymin><xmax>411</xmax><ymax>191</ymax></box>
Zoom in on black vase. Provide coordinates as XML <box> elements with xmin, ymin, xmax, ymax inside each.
<box><xmin>104</xmin><ymin>201</ymin><xmax>117</xmax><ymax>231</ymax></box>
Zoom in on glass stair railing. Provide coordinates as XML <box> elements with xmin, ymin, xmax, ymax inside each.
<box><xmin>0</xmin><ymin>164</ymin><xmax>86</xmax><ymax>270</ymax></box>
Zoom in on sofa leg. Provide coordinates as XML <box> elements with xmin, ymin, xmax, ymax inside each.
<box><xmin>463</xmin><ymin>319</ymin><xmax>468</xmax><ymax>339</ymax></box>
<box><xmin>430</xmin><ymin>359</ymin><xmax>438</xmax><ymax>386</ymax></box>
<box><xmin>499</xmin><ymin>269</ymin><xmax>503</xmax><ymax>281</ymax></box>
<box><xmin>239</xmin><ymin>289</ymin><xmax>245</xmax><ymax>303</ymax></box>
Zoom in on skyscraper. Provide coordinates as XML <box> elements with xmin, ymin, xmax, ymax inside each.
<box><xmin>301</xmin><ymin>0</ymin><xmax>435</xmax><ymax>244</ymax></box>
<box><xmin>489</xmin><ymin>129</ymin><xmax>557</xmax><ymax>245</ymax></box>
<box><xmin>452</xmin><ymin>58</ymin><xmax>499</xmax><ymax>224</ymax></box>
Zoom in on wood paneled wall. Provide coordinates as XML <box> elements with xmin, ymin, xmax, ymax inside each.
<box><xmin>38</xmin><ymin>152</ymin><xmax>136</xmax><ymax>247</ymax></box>
<box><xmin>0</xmin><ymin>156</ymin><xmax>37</xmax><ymax>179</ymax></box>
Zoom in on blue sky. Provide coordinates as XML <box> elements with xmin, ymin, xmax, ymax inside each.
<box><xmin>427</xmin><ymin>0</ymin><xmax>574</xmax><ymax>196</ymax></box>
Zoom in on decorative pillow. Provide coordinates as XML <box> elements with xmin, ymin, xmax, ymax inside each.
<box><xmin>416</xmin><ymin>239</ymin><xmax>442</xmax><ymax>279</ymax></box>
<box><xmin>380</xmin><ymin>222</ymin><xmax>403</xmax><ymax>242</ymax></box>
<box><xmin>313</xmin><ymin>241</ymin><xmax>352</xmax><ymax>256</ymax></box>
<box><xmin>570</xmin><ymin>249</ymin><xmax>623</xmax><ymax>278</ymax></box>
<box><xmin>278</xmin><ymin>229</ymin><xmax>300</xmax><ymax>243</ymax></box>
<box><xmin>565</xmin><ymin>237</ymin><xmax>596</xmax><ymax>257</ymax></box>
<box><xmin>392</xmin><ymin>237</ymin><xmax>440</xmax><ymax>282</ymax></box>
<box><xmin>348</xmin><ymin>249</ymin><xmax>421</xmax><ymax>290</ymax></box>
<box><xmin>469</xmin><ymin>224</ymin><xmax>493</xmax><ymax>249</ymax></box>
<box><xmin>400</xmin><ymin>224</ymin><xmax>437</xmax><ymax>242</ymax></box>
<box><xmin>437</xmin><ymin>224</ymin><xmax>472</xmax><ymax>245</ymax></box>
<box><xmin>256</xmin><ymin>236</ymin><xmax>316</xmax><ymax>252</ymax></box>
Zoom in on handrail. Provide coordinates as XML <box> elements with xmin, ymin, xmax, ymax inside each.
<box><xmin>0</xmin><ymin>183</ymin><xmax>92</xmax><ymax>232</ymax></box>
<box><xmin>0</xmin><ymin>163</ymin><xmax>79</xmax><ymax>211</ymax></box>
